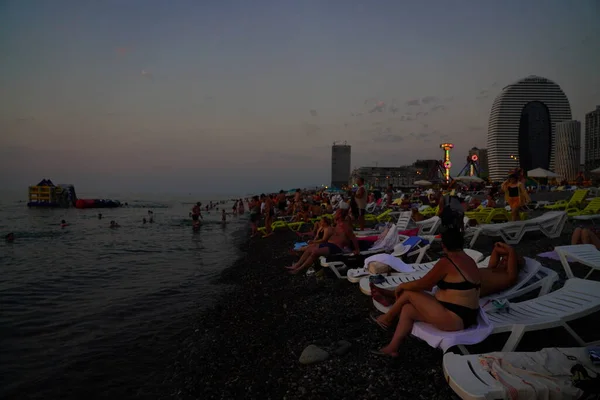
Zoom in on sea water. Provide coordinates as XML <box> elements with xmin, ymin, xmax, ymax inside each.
<box><xmin>0</xmin><ymin>194</ymin><xmax>247</xmax><ymax>399</ymax></box>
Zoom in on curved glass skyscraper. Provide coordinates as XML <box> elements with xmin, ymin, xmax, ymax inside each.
<box><xmin>487</xmin><ymin>76</ymin><xmax>572</xmax><ymax>181</ymax></box>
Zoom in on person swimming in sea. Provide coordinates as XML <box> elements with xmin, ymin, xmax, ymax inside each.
<box><xmin>110</xmin><ymin>220</ymin><xmax>120</xmax><ymax>228</ymax></box>
<box><xmin>98</xmin><ymin>213</ymin><xmax>102</xmax><ymax>220</ymax></box>
<box><xmin>61</xmin><ymin>219</ymin><xmax>69</xmax><ymax>228</ymax></box>
<box><xmin>142</xmin><ymin>218</ymin><xmax>147</xmax><ymax>224</ymax></box>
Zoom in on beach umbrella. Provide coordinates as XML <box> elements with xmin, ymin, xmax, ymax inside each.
<box><xmin>414</xmin><ymin>180</ymin><xmax>432</xmax><ymax>186</ymax></box>
<box><xmin>527</xmin><ymin>168</ymin><xmax>560</xmax><ymax>178</ymax></box>
<box><xmin>591</xmin><ymin>167</ymin><xmax>600</xmax><ymax>174</ymax></box>
<box><xmin>454</xmin><ymin>175</ymin><xmax>484</xmax><ymax>183</ymax></box>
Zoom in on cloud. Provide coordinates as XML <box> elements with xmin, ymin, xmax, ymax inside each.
<box><xmin>479</xmin><ymin>89</ymin><xmax>488</xmax><ymax>95</ymax></box>
<box><xmin>406</xmin><ymin>99</ymin><xmax>420</xmax><ymax>106</ymax></box>
<box><xmin>421</xmin><ymin>96</ymin><xmax>438</xmax><ymax>104</ymax></box>
<box><xmin>430</xmin><ymin>105</ymin><xmax>445</xmax><ymax>112</ymax></box>
<box><xmin>373</xmin><ymin>134</ymin><xmax>404</xmax><ymax>143</ymax></box>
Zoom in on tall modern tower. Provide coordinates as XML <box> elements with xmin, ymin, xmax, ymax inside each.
<box><xmin>487</xmin><ymin>75</ymin><xmax>572</xmax><ymax>181</ymax></box>
<box><xmin>331</xmin><ymin>143</ymin><xmax>351</xmax><ymax>188</ymax></box>
<box><xmin>555</xmin><ymin>120</ymin><xmax>581</xmax><ymax>181</ymax></box>
<box><xmin>585</xmin><ymin>106</ymin><xmax>600</xmax><ymax>172</ymax></box>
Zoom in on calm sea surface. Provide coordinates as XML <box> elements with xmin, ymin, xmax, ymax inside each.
<box><xmin>0</xmin><ymin>194</ymin><xmax>247</xmax><ymax>399</ymax></box>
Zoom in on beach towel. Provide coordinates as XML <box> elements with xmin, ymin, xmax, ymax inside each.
<box><xmin>363</xmin><ymin>253</ymin><xmax>415</xmax><ymax>273</ymax></box>
<box><xmin>293</xmin><ymin>242</ymin><xmax>308</xmax><ymax>251</ymax></box>
<box><xmin>478</xmin><ymin>348</ymin><xmax>588</xmax><ymax>399</ymax></box>
<box><xmin>411</xmin><ymin>308</ymin><xmax>493</xmax><ymax>352</ymax></box>
<box><xmin>398</xmin><ymin>228</ymin><xmax>419</xmax><ymax>236</ymax></box>
<box><xmin>538</xmin><ymin>250</ymin><xmax>575</xmax><ymax>263</ymax></box>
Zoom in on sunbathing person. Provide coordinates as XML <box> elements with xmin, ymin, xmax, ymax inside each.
<box><xmin>478</xmin><ymin>242</ymin><xmax>525</xmax><ymax>297</ymax></box>
<box><xmin>411</xmin><ymin>207</ymin><xmax>425</xmax><ymax>222</ymax></box>
<box><xmin>286</xmin><ymin>209</ymin><xmax>359</xmax><ymax>274</ymax></box>
<box><xmin>371</xmin><ymin>228</ymin><xmax>480</xmax><ymax>357</ymax></box>
<box><xmin>296</xmin><ymin>217</ymin><xmax>334</xmax><ymax>252</ymax></box>
<box><xmin>572</xmin><ymin>227</ymin><xmax>600</xmax><ymax>249</ymax></box>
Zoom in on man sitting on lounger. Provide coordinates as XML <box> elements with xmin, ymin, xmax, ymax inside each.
<box><xmin>286</xmin><ymin>208</ymin><xmax>359</xmax><ymax>275</ymax></box>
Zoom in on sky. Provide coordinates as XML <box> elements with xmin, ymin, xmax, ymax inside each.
<box><xmin>1</xmin><ymin>0</ymin><xmax>599</xmax><ymax>195</ymax></box>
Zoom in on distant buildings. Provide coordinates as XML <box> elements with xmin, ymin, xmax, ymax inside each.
<box><xmin>585</xmin><ymin>106</ymin><xmax>600</xmax><ymax>173</ymax></box>
<box><xmin>413</xmin><ymin>159</ymin><xmax>442</xmax><ymax>182</ymax></box>
<box><xmin>468</xmin><ymin>147</ymin><xmax>489</xmax><ymax>176</ymax></box>
<box><xmin>331</xmin><ymin>143</ymin><xmax>351</xmax><ymax>188</ymax></box>
<box><xmin>555</xmin><ymin>120</ymin><xmax>581</xmax><ymax>181</ymax></box>
<box><xmin>487</xmin><ymin>75</ymin><xmax>572</xmax><ymax>181</ymax></box>
<box><xmin>350</xmin><ymin>166</ymin><xmax>417</xmax><ymax>188</ymax></box>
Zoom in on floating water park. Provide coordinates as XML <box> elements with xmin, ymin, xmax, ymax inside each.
<box><xmin>27</xmin><ymin>179</ymin><xmax>121</xmax><ymax>209</ymax></box>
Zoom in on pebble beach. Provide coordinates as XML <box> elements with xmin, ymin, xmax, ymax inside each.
<box><xmin>166</xmin><ymin>191</ymin><xmax>600</xmax><ymax>400</ymax></box>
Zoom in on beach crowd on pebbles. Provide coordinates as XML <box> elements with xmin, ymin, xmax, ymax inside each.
<box><xmin>166</xmin><ymin>209</ymin><xmax>595</xmax><ymax>400</ymax></box>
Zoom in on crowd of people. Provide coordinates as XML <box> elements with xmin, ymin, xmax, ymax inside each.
<box><xmin>241</xmin><ymin>171</ymin><xmax>600</xmax><ymax>358</ymax></box>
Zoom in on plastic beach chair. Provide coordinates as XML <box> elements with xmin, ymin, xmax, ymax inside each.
<box><xmin>555</xmin><ymin>244</ymin><xmax>600</xmax><ymax>279</ymax></box>
<box><xmin>467</xmin><ymin>211</ymin><xmax>567</xmax><ymax>247</ymax></box>
<box><xmin>410</xmin><ymin>278</ymin><xmax>600</xmax><ymax>354</ymax></box>
<box><xmin>443</xmin><ymin>347</ymin><xmax>597</xmax><ymax>400</ymax></box>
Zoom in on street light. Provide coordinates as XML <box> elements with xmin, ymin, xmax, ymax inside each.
<box><xmin>509</xmin><ymin>155</ymin><xmax>519</xmax><ymax>161</ymax></box>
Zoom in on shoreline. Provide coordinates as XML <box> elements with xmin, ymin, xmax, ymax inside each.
<box><xmin>166</xmin><ymin>206</ymin><xmax>598</xmax><ymax>400</ymax></box>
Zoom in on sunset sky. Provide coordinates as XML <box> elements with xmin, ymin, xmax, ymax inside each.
<box><xmin>1</xmin><ymin>0</ymin><xmax>599</xmax><ymax>194</ymax></box>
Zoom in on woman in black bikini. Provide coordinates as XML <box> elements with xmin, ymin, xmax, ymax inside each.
<box><xmin>371</xmin><ymin>227</ymin><xmax>480</xmax><ymax>357</ymax></box>
<box><xmin>296</xmin><ymin>217</ymin><xmax>333</xmax><ymax>253</ymax></box>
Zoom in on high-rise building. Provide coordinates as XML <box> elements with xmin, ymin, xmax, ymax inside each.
<box><xmin>585</xmin><ymin>106</ymin><xmax>600</xmax><ymax>172</ymax></box>
<box><xmin>331</xmin><ymin>143</ymin><xmax>351</xmax><ymax>188</ymax></box>
<box><xmin>468</xmin><ymin>147</ymin><xmax>489</xmax><ymax>176</ymax></box>
<box><xmin>487</xmin><ymin>75</ymin><xmax>572</xmax><ymax>181</ymax></box>
<box><xmin>555</xmin><ymin>120</ymin><xmax>581</xmax><ymax>181</ymax></box>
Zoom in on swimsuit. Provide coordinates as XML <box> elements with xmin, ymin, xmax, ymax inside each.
<box><xmin>436</xmin><ymin>256</ymin><xmax>480</xmax><ymax>329</ymax></box>
<box><xmin>319</xmin><ymin>242</ymin><xmax>342</xmax><ymax>254</ymax></box>
<box><xmin>507</xmin><ymin>186</ymin><xmax>520</xmax><ymax>209</ymax></box>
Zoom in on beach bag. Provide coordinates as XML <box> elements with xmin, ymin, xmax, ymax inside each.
<box><xmin>367</xmin><ymin>261</ymin><xmax>392</xmax><ymax>275</ymax></box>
<box><xmin>440</xmin><ymin>195</ymin><xmax>464</xmax><ymax>232</ymax></box>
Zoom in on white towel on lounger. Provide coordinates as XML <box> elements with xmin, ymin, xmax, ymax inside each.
<box><xmin>363</xmin><ymin>254</ymin><xmax>415</xmax><ymax>273</ymax></box>
<box><xmin>411</xmin><ymin>308</ymin><xmax>493</xmax><ymax>352</ymax></box>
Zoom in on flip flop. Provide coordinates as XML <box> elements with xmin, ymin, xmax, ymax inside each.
<box><xmin>368</xmin><ymin>312</ymin><xmax>390</xmax><ymax>332</ymax></box>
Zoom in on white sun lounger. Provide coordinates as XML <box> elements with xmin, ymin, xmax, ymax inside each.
<box><xmin>412</xmin><ymin>278</ymin><xmax>600</xmax><ymax>354</ymax></box>
<box><xmin>370</xmin><ymin>258</ymin><xmax>558</xmax><ymax>314</ymax></box>
<box><xmin>323</xmin><ymin>234</ymin><xmax>430</xmax><ymax>280</ymax></box>
<box><xmin>356</xmin><ymin>249</ymin><xmax>484</xmax><ymax>291</ymax></box>
<box><xmin>555</xmin><ymin>244</ymin><xmax>600</xmax><ymax>279</ymax></box>
<box><xmin>468</xmin><ymin>211</ymin><xmax>567</xmax><ymax>246</ymax></box>
<box><xmin>443</xmin><ymin>347</ymin><xmax>597</xmax><ymax>400</ymax></box>
<box><xmin>319</xmin><ymin>224</ymin><xmax>402</xmax><ymax>279</ymax></box>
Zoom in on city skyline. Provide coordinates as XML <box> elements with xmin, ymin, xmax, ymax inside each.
<box><xmin>1</xmin><ymin>0</ymin><xmax>599</xmax><ymax>194</ymax></box>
